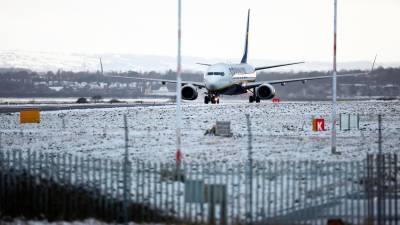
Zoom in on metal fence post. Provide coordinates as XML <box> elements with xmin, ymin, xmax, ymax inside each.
<box><xmin>122</xmin><ymin>114</ymin><xmax>130</xmax><ymax>225</ymax></box>
<box><xmin>245</xmin><ymin>114</ymin><xmax>253</xmax><ymax>224</ymax></box>
<box><xmin>394</xmin><ymin>154</ymin><xmax>398</xmax><ymax>224</ymax></box>
<box><xmin>377</xmin><ymin>115</ymin><xmax>383</xmax><ymax>225</ymax></box>
<box><xmin>378</xmin><ymin>114</ymin><xmax>382</xmax><ymax>154</ymax></box>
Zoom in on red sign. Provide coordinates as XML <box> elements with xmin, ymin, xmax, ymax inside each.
<box><xmin>272</xmin><ymin>98</ymin><xmax>280</xmax><ymax>103</ymax></box>
<box><xmin>176</xmin><ymin>150</ymin><xmax>182</xmax><ymax>166</ymax></box>
<box><xmin>313</xmin><ymin>118</ymin><xmax>325</xmax><ymax>131</ymax></box>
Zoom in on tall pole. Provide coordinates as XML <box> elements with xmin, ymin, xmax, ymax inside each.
<box><xmin>176</xmin><ymin>0</ymin><xmax>183</xmax><ymax>166</ymax></box>
<box><xmin>331</xmin><ymin>0</ymin><xmax>338</xmax><ymax>154</ymax></box>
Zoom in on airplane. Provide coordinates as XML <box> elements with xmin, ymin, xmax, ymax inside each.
<box><xmin>107</xmin><ymin>9</ymin><xmax>375</xmax><ymax>104</ymax></box>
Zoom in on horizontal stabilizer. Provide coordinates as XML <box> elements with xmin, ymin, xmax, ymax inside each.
<box><xmin>255</xmin><ymin>62</ymin><xmax>304</xmax><ymax>71</ymax></box>
<box><xmin>196</xmin><ymin>63</ymin><xmax>212</xmax><ymax>66</ymax></box>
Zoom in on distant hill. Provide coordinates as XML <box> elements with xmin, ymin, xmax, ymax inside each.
<box><xmin>1</xmin><ymin>50</ymin><xmax>399</xmax><ymax>73</ymax></box>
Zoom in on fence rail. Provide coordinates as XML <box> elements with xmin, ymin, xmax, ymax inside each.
<box><xmin>0</xmin><ymin>150</ymin><xmax>399</xmax><ymax>225</ymax></box>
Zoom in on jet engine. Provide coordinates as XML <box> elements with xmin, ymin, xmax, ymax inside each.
<box><xmin>181</xmin><ymin>84</ymin><xmax>198</xmax><ymax>100</ymax></box>
<box><xmin>256</xmin><ymin>84</ymin><xmax>276</xmax><ymax>99</ymax></box>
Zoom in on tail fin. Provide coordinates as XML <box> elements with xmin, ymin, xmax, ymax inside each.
<box><xmin>370</xmin><ymin>54</ymin><xmax>377</xmax><ymax>72</ymax></box>
<box><xmin>240</xmin><ymin>9</ymin><xmax>250</xmax><ymax>64</ymax></box>
<box><xmin>99</xmin><ymin>58</ymin><xmax>104</xmax><ymax>75</ymax></box>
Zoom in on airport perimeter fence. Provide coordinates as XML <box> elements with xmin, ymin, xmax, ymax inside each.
<box><xmin>0</xmin><ymin>150</ymin><xmax>399</xmax><ymax>225</ymax></box>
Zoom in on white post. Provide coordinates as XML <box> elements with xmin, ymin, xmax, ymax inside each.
<box><xmin>331</xmin><ymin>0</ymin><xmax>338</xmax><ymax>154</ymax></box>
<box><xmin>176</xmin><ymin>0</ymin><xmax>183</xmax><ymax>166</ymax></box>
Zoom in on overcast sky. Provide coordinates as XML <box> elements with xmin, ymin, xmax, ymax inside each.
<box><xmin>0</xmin><ymin>0</ymin><xmax>399</xmax><ymax>63</ymax></box>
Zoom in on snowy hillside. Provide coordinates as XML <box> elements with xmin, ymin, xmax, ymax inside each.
<box><xmin>1</xmin><ymin>50</ymin><xmax>397</xmax><ymax>73</ymax></box>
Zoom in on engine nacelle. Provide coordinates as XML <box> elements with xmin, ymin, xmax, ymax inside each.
<box><xmin>181</xmin><ymin>84</ymin><xmax>198</xmax><ymax>100</ymax></box>
<box><xmin>256</xmin><ymin>83</ymin><xmax>276</xmax><ymax>99</ymax></box>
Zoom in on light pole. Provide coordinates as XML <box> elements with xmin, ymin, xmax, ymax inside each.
<box><xmin>176</xmin><ymin>0</ymin><xmax>183</xmax><ymax>166</ymax></box>
<box><xmin>331</xmin><ymin>0</ymin><xmax>338</xmax><ymax>154</ymax></box>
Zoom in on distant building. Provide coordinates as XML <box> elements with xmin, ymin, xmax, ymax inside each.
<box><xmin>382</xmin><ymin>84</ymin><xmax>400</xmax><ymax>96</ymax></box>
<box><xmin>49</xmin><ymin>86</ymin><xmax>64</xmax><ymax>92</ymax></box>
<box><xmin>151</xmin><ymin>86</ymin><xmax>175</xmax><ymax>96</ymax></box>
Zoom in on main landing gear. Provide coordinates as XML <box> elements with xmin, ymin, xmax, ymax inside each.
<box><xmin>204</xmin><ymin>95</ymin><xmax>219</xmax><ymax>104</ymax></box>
<box><xmin>249</xmin><ymin>88</ymin><xmax>260</xmax><ymax>103</ymax></box>
<box><xmin>249</xmin><ymin>96</ymin><xmax>260</xmax><ymax>103</ymax></box>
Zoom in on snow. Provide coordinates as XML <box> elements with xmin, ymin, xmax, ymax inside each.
<box><xmin>0</xmin><ymin>100</ymin><xmax>399</xmax><ymax>163</ymax></box>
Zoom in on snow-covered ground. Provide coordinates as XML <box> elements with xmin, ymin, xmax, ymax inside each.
<box><xmin>0</xmin><ymin>100</ymin><xmax>399</xmax><ymax>163</ymax></box>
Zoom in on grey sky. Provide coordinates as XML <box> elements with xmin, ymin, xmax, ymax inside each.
<box><xmin>0</xmin><ymin>0</ymin><xmax>399</xmax><ymax>63</ymax></box>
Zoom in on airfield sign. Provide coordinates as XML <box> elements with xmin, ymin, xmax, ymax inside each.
<box><xmin>20</xmin><ymin>110</ymin><xmax>40</xmax><ymax>124</ymax></box>
<box><xmin>313</xmin><ymin>118</ymin><xmax>325</xmax><ymax>131</ymax></box>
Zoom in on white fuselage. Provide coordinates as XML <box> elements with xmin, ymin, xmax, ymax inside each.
<box><xmin>203</xmin><ymin>63</ymin><xmax>256</xmax><ymax>92</ymax></box>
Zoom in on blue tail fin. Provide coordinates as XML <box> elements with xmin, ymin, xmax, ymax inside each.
<box><xmin>240</xmin><ymin>9</ymin><xmax>250</xmax><ymax>64</ymax></box>
<box><xmin>99</xmin><ymin>58</ymin><xmax>104</xmax><ymax>75</ymax></box>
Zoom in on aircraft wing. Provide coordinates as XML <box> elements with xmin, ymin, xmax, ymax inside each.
<box><xmin>196</xmin><ymin>63</ymin><xmax>212</xmax><ymax>66</ymax></box>
<box><xmin>242</xmin><ymin>72</ymin><xmax>369</xmax><ymax>89</ymax></box>
<box><xmin>105</xmin><ymin>75</ymin><xmax>205</xmax><ymax>88</ymax></box>
<box><xmin>246</xmin><ymin>55</ymin><xmax>377</xmax><ymax>89</ymax></box>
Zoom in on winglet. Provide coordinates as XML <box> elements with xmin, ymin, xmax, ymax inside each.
<box><xmin>370</xmin><ymin>54</ymin><xmax>377</xmax><ymax>73</ymax></box>
<box><xmin>99</xmin><ymin>58</ymin><xmax>104</xmax><ymax>75</ymax></box>
<box><xmin>240</xmin><ymin>9</ymin><xmax>250</xmax><ymax>64</ymax></box>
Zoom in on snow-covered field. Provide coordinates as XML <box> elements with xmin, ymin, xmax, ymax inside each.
<box><xmin>0</xmin><ymin>100</ymin><xmax>399</xmax><ymax>163</ymax></box>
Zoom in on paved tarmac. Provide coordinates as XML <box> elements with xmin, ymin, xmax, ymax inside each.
<box><xmin>0</xmin><ymin>103</ymin><xmax>169</xmax><ymax>113</ymax></box>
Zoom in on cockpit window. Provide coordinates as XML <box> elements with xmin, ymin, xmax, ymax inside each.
<box><xmin>207</xmin><ymin>72</ymin><xmax>224</xmax><ymax>76</ymax></box>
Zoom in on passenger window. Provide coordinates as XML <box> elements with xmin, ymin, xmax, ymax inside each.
<box><xmin>207</xmin><ymin>72</ymin><xmax>224</xmax><ymax>76</ymax></box>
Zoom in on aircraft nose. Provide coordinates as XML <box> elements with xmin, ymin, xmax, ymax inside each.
<box><xmin>205</xmin><ymin>77</ymin><xmax>219</xmax><ymax>90</ymax></box>
<box><xmin>207</xmin><ymin>84</ymin><xmax>217</xmax><ymax>90</ymax></box>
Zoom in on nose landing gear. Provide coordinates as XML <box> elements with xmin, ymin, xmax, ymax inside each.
<box><xmin>205</xmin><ymin>95</ymin><xmax>219</xmax><ymax>104</ymax></box>
<box><xmin>204</xmin><ymin>96</ymin><xmax>210</xmax><ymax>104</ymax></box>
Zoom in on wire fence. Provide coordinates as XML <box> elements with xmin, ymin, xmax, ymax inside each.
<box><xmin>0</xmin><ymin>150</ymin><xmax>399</xmax><ymax>225</ymax></box>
